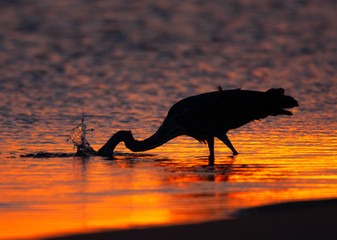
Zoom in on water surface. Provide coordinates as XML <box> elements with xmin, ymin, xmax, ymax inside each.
<box><xmin>0</xmin><ymin>0</ymin><xmax>337</xmax><ymax>239</ymax></box>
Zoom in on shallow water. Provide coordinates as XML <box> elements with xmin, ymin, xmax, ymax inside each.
<box><xmin>1</xmin><ymin>0</ymin><xmax>337</xmax><ymax>239</ymax></box>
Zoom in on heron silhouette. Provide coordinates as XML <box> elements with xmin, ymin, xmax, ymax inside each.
<box><xmin>96</xmin><ymin>87</ymin><xmax>298</xmax><ymax>163</ymax></box>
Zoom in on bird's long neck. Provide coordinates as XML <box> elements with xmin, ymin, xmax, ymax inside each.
<box><xmin>96</xmin><ymin>122</ymin><xmax>179</xmax><ymax>156</ymax></box>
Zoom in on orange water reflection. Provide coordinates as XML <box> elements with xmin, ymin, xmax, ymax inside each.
<box><xmin>1</xmin><ymin>127</ymin><xmax>337</xmax><ymax>239</ymax></box>
<box><xmin>1</xmin><ymin>0</ymin><xmax>337</xmax><ymax>238</ymax></box>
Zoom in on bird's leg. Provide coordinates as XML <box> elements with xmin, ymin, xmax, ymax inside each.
<box><xmin>217</xmin><ymin>134</ymin><xmax>239</xmax><ymax>155</ymax></box>
<box><xmin>206</xmin><ymin>137</ymin><xmax>215</xmax><ymax>165</ymax></box>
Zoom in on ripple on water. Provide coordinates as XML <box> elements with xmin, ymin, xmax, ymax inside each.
<box><xmin>0</xmin><ymin>0</ymin><xmax>337</xmax><ymax>239</ymax></box>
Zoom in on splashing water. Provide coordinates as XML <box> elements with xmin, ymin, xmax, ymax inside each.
<box><xmin>66</xmin><ymin>118</ymin><xmax>96</xmax><ymax>156</ymax></box>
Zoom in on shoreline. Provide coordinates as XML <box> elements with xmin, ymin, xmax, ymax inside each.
<box><xmin>47</xmin><ymin>198</ymin><xmax>337</xmax><ymax>240</ymax></box>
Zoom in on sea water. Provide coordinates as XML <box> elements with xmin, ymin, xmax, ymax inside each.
<box><xmin>0</xmin><ymin>0</ymin><xmax>337</xmax><ymax>239</ymax></box>
<box><xmin>66</xmin><ymin>117</ymin><xmax>95</xmax><ymax>155</ymax></box>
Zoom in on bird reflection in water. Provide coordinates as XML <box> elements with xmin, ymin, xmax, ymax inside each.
<box><xmin>165</xmin><ymin>155</ymin><xmax>237</xmax><ymax>182</ymax></box>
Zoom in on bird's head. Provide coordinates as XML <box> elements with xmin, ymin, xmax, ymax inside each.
<box><xmin>265</xmin><ymin>88</ymin><xmax>299</xmax><ymax>116</ymax></box>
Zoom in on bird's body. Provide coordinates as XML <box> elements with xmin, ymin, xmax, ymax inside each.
<box><xmin>96</xmin><ymin>88</ymin><xmax>298</xmax><ymax>162</ymax></box>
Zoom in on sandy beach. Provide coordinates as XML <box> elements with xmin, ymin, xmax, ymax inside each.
<box><xmin>48</xmin><ymin>198</ymin><xmax>337</xmax><ymax>240</ymax></box>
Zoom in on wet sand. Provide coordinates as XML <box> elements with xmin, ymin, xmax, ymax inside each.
<box><xmin>49</xmin><ymin>198</ymin><xmax>337</xmax><ymax>240</ymax></box>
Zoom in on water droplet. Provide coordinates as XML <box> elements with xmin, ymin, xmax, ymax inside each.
<box><xmin>66</xmin><ymin>118</ymin><xmax>95</xmax><ymax>155</ymax></box>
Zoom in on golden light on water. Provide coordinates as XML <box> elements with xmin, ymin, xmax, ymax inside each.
<box><xmin>1</xmin><ymin>125</ymin><xmax>337</xmax><ymax>239</ymax></box>
<box><xmin>1</xmin><ymin>0</ymin><xmax>337</xmax><ymax>238</ymax></box>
